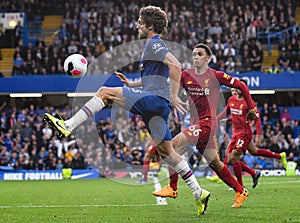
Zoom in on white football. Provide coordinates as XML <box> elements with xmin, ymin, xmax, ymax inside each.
<box><xmin>64</xmin><ymin>54</ymin><xmax>88</xmax><ymax>78</ymax></box>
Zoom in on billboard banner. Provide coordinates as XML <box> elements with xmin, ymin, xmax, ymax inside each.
<box><xmin>107</xmin><ymin>168</ymin><xmax>300</xmax><ymax>179</ymax></box>
<box><xmin>1</xmin><ymin>71</ymin><xmax>300</xmax><ymax>93</ymax></box>
<box><xmin>0</xmin><ymin>169</ymin><xmax>99</xmax><ymax>181</ymax></box>
<box><xmin>0</xmin><ymin>12</ymin><xmax>25</xmax><ymax>29</ymax></box>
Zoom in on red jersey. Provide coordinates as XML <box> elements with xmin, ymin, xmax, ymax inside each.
<box><xmin>221</xmin><ymin>95</ymin><xmax>260</xmax><ymax>136</ymax></box>
<box><xmin>180</xmin><ymin>68</ymin><xmax>254</xmax><ymax>129</ymax></box>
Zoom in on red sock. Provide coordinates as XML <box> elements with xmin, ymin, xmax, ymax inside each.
<box><xmin>239</xmin><ymin>161</ymin><xmax>255</xmax><ymax>176</ymax></box>
<box><xmin>217</xmin><ymin>165</ymin><xmax>244</xmax><ymax>193</ymax></box>
<box><xmin>168</xmin><ymin>166</ymin><xmax>178</xmax><ymax>190</ymax></box>
<box><xmin>143</xmin><ymin>161</ymin><xmax>150</xmax><ymax>181</ymax></box>
<box><xmin>232</xmin><ymin>162</ymin><xmax>243</xmax><ymax>186</ymax></box>
<box><xmin>256</xmin><ymin>149</ymin><xmax>280</xmax><ymax>159</ymax></box>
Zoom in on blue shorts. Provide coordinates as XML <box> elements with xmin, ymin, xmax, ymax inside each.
<box><xmin>122</xmin><ymin>87</ymin><xmax>172</xmax><ymax>141</ymax></box>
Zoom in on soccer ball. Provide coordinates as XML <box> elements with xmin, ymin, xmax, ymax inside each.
<box><xmin>64</xmin><ymin>54</ymin><xmax>88</xmax><ymax>78</ymax></box>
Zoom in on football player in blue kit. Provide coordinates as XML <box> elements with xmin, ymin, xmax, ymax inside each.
<box><xmin>43</xmin><ymin>5</ymin><xmax>210</xmax><ymax>215</ymax></box>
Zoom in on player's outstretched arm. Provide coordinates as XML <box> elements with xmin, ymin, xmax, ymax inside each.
<box><xmin>115</xmin><ymin>71</ymin><xmax>142</xmax><ymax>88</ymax></box>
<box><xmin>163</xmin><ymin>52</ymin><xmax>188</xmax><ymax>114</ymax></box>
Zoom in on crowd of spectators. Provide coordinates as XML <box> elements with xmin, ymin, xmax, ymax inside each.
<box><xmin>1</xmin><ymin>1</ymin><xmax>300</xmax><ymax>175</ymax></box>
<box><xmin>4</xmin><ymin>0</ymin><xmax>299</xmax><ymax>76</ymax></box>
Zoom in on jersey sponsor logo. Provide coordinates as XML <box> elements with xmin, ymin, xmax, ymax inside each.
<box><xmin>187</xmin><ymin>87</ymin><xmax>210</xmax><ymax>96</ymax></box>
<box><xmin>187</xmin><ymin>81</ymin><xmax>193</xmax><ymax>84</ymax></box>
<box><xmin>223</xmin><ymin>73</ymin><xmax>230</xmax><ymax>80</ymax></box>
<box><xmin>152</xmin><ymin>43</ymin><xmax>161</xmax><ymax>49</ymax></box>
<box><xmin>204</xmin><ymin>79</ymin><xmax>209</xmax><ymax>86</ymax></box>
<box><xmin>230</xmin><ymin>108</ymin><xmax>243</xmax><ymax>115</ymax></box>
<box><xmin>152</xmin><ymin>42</ymin><xmax>166</xmax><ymax>55</ymax></box>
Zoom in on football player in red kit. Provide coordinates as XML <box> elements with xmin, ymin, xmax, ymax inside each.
<box><xmin>216</xmin><ymin>80</ymin><xmax>287</xmax><ymax>188</ymax></box>
<box><xmin>152</xmin><ymin>43</ymin><xmax>258</xmax><ymax>208</ymax></box>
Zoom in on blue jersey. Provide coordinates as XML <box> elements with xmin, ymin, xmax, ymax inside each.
<box><xmin>140</xmin><ymin>35</ymin><xmax>170</xmax><ymax>100</ymax></box>
<box><xmin>122</xmin><ymin>36</ymin><xmax>172</xmax><ymax>141</ymax></box>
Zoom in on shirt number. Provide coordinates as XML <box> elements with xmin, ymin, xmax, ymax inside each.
<box><xmin>188</xmin><ymin>125</ymin><xmax>202</xmax><ymax>136</ymax></box>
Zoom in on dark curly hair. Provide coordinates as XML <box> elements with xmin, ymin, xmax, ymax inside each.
<box><xmin>139</xmin><ymin>5</ymin><xmax>168</xmax><ymax>35</ymax></box>
<box><xmin>194</xmin><ymin>43</ymin><xmax>212</xmax><ymax>56</ymax></box>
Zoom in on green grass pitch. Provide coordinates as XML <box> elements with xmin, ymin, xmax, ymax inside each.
<box><xmin>0</xmin><ymin>176</ymin><xmax>299</xmax><ymax>223</ymax></box>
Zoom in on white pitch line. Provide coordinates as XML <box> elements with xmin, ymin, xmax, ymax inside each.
<box><xmin>153</xmin><ymin>176</ymin><xmax>167</xmax><ymax>205</ymax></box>
<box><xmin>0</xmin><ymin>204</ymin><xmax>161</xmax><ymax>209</ymax></box>
<box><xmin>260</xmin><ymin>180</ymin><xmax>300</xmax><ymax>185</ymax></box>
<box><xmin>208</xmin><ymin>179</ymin><xmax>300</xmax><ymax>187</ymax></box>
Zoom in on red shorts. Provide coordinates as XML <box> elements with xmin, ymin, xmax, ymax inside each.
<box><xmin>182</xmin><ymin>118</ymin><xmax>217</xmax><ymax>154</ymax></box>
<box><xmin>227</xmin><ymin>134</ymin><xmax>252</xmax><ymax>153</ymax></box>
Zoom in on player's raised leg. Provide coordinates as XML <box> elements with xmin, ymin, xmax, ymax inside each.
<box><xmin>247</xmin><ymin>141</ymin><xmax>287</xmax><ymax>168</ymax></box>
<box><xmin>44</xmin><ymin>87</ymin><xmax>123</xmax><ymax>137</ymax></box>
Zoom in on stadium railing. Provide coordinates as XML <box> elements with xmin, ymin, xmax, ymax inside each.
<box><xmin>257</xmin><ymin>25</ymin><xmax>300</xmax><ymax>56</ymax></box>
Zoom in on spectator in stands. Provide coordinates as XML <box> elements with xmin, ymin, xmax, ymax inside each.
<box><xmin>278</xmin><ymin>47</ymin><xmax>290</xmax><ymax>71</ymax></box>
<box><xmin>291</xmin><ymin>121</ymin><xmax>300</xmax><ymax>139</ymax></box>
<box><xmin>223</xmin><ymin>43</ymin><xmax>236</xmax><ymax>58</ymax></box>
<box><xmin>14</xmin><ymin>21</ymin><xmax>23</xmax><ymax>47</ymax></box>
<box><xmin>12</xmin><ymin>52</ymin><xmax>24</xmax><ymax>75</ymax></box>
<box><xmin>288</xmin><ymin>37</ymin><xmax>299</xmax><ymax>69</ymax></box>
<box><xmin>242</xmin><ymin>57</ymin><xmax>252</xmax><ymax>72</ymax></box>
<box><xmin>42</xmin><ymin>125</ymin><xmax>53</xmax><ymax>141</ymax></box>
<box><xmin>253</xmin><ymin>15</ymin><xmax>263</xmax><ymax>33</ymax></box>
<box><xmin>278</xmin><ymin>38</ymin><xmax>289</xmax><ymax>52</ymax></box>
<box><xmin>224</xmin><ymin>56</ymin><xmax>235</xmax><ymax>73</ymax></box>
<box><xmin>250</xmin><ymin>49</ymin><xmax>262</xmax><ymax>71</ymax></box>
<box><xmin>255</xmin><ymin>156</ymin><xmax>266</xmax><ymax>168</ymax></box>
<box><xmin>278</xmin><ymin>133</ymin><xmax>289</xmax><ymax>152</ymax></box>
<box><xmin>268</xmin><ymin>63</ymin><xmax>279</xmax><ymax>74</ymax></box>
<box><xmin>269</xmin><ymin>103</ymin><xmax>280</xmax><ymax>125</ymax></box>
<box><xmin>282</xmin><ymin>120</ymin><xmax>293</xmax><ymax>142</ymax></box>
<box><xmin>71</xmin><ymin>149</ymin><xmax>86</xmax><ymax>169</ymax></box>
<box><xmin>269</xmin><ymin>136</ymin><xmax>281</xmax><ymax>154</ymax></box>
<box><xmin>0</xmin><ymin>23</ymin><xmax>6</xmax><ymax>50</ymax></box>
<box><xmin>56</xmin><ymin>158</ymin><xmax>63</xmax><ymax>170</ymax></box>
<box><xmin>265</xmin><ymin>157</ymin><xmax>275</xmax><ymax>168</ymax></box>
<box><xmin>103</xmin><ymin>123</ymin><xmax>116</xmax><ymax>146</ymax></box>
<box><xmin>0</xmin><ymin>146</ymin><xmax>10</xmax><ymax>166</ymax></box>
<box><xmin>287</xmin><ymin>139</ymin><xmax>299</xmax><ymax>159</ymax></box>
<box><xmin>3</xmin><ymin>131</ymin><xmax>13</xmax><ymax>152</ymax></box>
<box><xmin>260</xmin><ymin>102</ymin><xmax>270</xmax><ymax>121</ymax></box>
<box><xmin>36</xmin><ymin>158</ymin><xmax>46</xmax><ymax>170</ymax></box>
<box><xmin>234</xmin><ymin>57</ymin><xmax>245</xmax><ymax>74</ymax></box>
<box><xmin>246</xmin><ymin>23</ymin><xmax>256</xmax><ymax>39</ymax></box>
<box><xmin>213</xmin><ymin>38</ymin><xmax>224</xmax><ymax>52</ymax></box>
<box><xmin>24</xmin><ymin>159</ymin><xmax>36</xmax><ymax>170</ymax></box>
<box><xmin>292</xmin><ymin>61</ymin><xmax>300</xmax><ymax>71</ymax></box>
<box><xmin>280</xmin><ymin>108</ymin><xmax>291</xmax><ymax>123</ymax></box>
